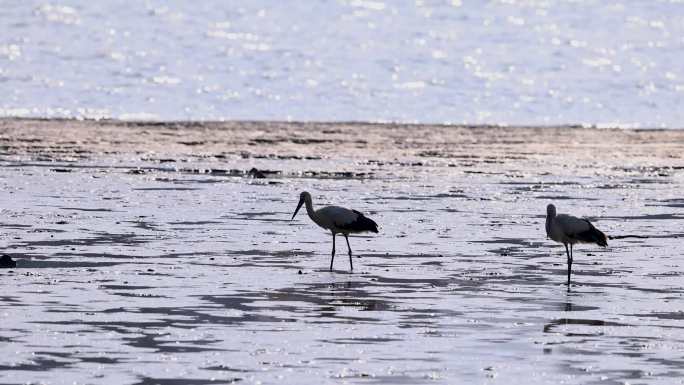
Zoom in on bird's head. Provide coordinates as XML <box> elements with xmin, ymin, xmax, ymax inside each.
<box><xmin>291</xmin><ymin>191</ymin><xmax>311</xmax><ymax>220</ymax></box>
<box><xmin>546</xmin><ymin>204</ymin><xmax>556</xmax><ymax>217</ymax></box>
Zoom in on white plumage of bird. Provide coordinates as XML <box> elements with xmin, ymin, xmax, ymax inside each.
<box><xmin>291</xmin><ymin>191</ymin><xmax>378</xmax><ymax>271</ymax></box>
<box><xmin>545</xmin><ymin>204</ymin><xmax>608</xmax><ymax>287</ymax></box>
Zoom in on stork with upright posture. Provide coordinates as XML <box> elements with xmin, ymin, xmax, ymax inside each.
<box><xmin>545</xmin><ymin>204</ymin><xmax>608</xmax><ymax>287</ymax></box>
<box><xmin>291</xmin><ymin>191</ymin><xmax>378</xmax><ymax>271</ymax></box>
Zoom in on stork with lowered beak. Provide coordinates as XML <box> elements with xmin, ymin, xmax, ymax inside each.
<box><xmin>291</xmin><ymin>191</ymin><xmax>378</xmax><ymax>271</ymax></box>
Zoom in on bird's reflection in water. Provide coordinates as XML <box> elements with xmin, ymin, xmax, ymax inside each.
<box><xmin>564</xmin><ymin>301</ymin><xmax>573</xmax><ymax>312</ymax></box>
<box><xmin>324</xmin><ymin>281</ymin><xmax>386</xmax><ymax>312</ymax></box>
<box><xmin>543</xmin><ymin>293</ymin><xmax>625</xmax><ymax>335</ymax></box>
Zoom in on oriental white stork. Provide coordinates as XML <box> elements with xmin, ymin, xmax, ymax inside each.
<box><xmin>545</xmin><ymin>204</ymin><xmax>608</xmax><ymax>287</ymax></box>
<box><xmin>291</xmin><ymin>191</ymin><xmax>378</xmax><ymax>271</ymax></box>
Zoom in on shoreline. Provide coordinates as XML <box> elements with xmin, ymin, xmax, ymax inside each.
<box><xmin>1</xmin><ymin>118</ymin><xmax>682</xmax><ymax>174</ymax></box>
<box><xmin>0</xmin><ymin>116</ymin><xmax>680</xmax><ymax>131</ymax></box>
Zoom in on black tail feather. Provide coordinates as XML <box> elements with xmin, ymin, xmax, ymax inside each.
<box><xmin>576</xmin><ymin>225</ymin><xmax>607</xmax><ymax>247</ymax></box>
<box><xmin>357</xmin><ymin>215</ymin><xmax>379</xmax><ymax>233</ymax></box>
<box><xmin>341</xmin><ymin>211</ymin><xmax>379</xmax><ymax>233</ymax></box>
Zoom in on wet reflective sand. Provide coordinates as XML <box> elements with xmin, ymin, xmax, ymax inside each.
<box><xmin>1</xmin><ymin>119</ymin><xmax>683</xmax><ymax>384</ymax></box>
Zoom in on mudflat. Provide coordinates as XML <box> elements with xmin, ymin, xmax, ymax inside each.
<box><xmin>1</xmin><ymin>118</ymin><xmax>683</xmax><ymax>384</ymax></box>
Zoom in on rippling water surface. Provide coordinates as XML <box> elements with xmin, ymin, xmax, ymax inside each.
<box><xmin>1</xmin><ymin>1</ymin><xmax>684</xmax><ymax>126</ymax></box>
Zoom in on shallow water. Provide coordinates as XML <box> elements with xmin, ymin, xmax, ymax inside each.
<box><xmin>1</xmin><ymin>1</ymin><xmax>684</xmax><ymax>127</ymax></box>
<box><xmin>1</xmin><ymin>121</ymin><xmax>683</xmax><ymax>384</ymax></box>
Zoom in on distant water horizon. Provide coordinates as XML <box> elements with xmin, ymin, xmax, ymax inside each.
<box><xmin>1</xmin><ymin>1</ymin><xmax>683</xmax><ymax>128</ymax></box>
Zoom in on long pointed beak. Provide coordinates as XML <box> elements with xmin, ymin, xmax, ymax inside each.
<box><xmin>291</xmin><ymin>199</ymin><xmax>304</xmax><ymax>220</ymax></box>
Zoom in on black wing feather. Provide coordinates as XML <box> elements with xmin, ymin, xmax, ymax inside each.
<box><xmin>338</xmin><ymin>210</ymin><xmax>379</xmax><ymax>233</ymax></box>
<box><xmin>574</xmin><ymin>220</ymin><xmax>608</xmax><ymax>246</ymax></box>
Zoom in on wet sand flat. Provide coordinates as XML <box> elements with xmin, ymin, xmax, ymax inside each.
<box><xmin>1</xmin><ymin>118</ymin><xmax>684</xmax><ymax>384</ymax></box>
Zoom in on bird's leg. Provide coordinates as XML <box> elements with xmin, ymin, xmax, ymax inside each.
<box><xmin>330</xmin><ymin>233</ymin><xmax>336</xmax><ymax>271</ymax></box>
<box><xmin>565</xmin><ymin>243</ymin><xmax>572</xmax><ymax>287</ymax></box>
<box><xmin>569</xmin><ymin>243</ymin><xmax>574</xmax><ymax>284</ymax></box>
<box><xmin>344</xmin><ymin>234</ymin><xmax>353</xmax><ymax>271</ymax></box>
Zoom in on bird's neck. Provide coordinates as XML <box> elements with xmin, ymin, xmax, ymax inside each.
<box><xmin>304</xmin><ymin>197</ymin><xmax>316</xmax><ymax>220</ymax></box>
